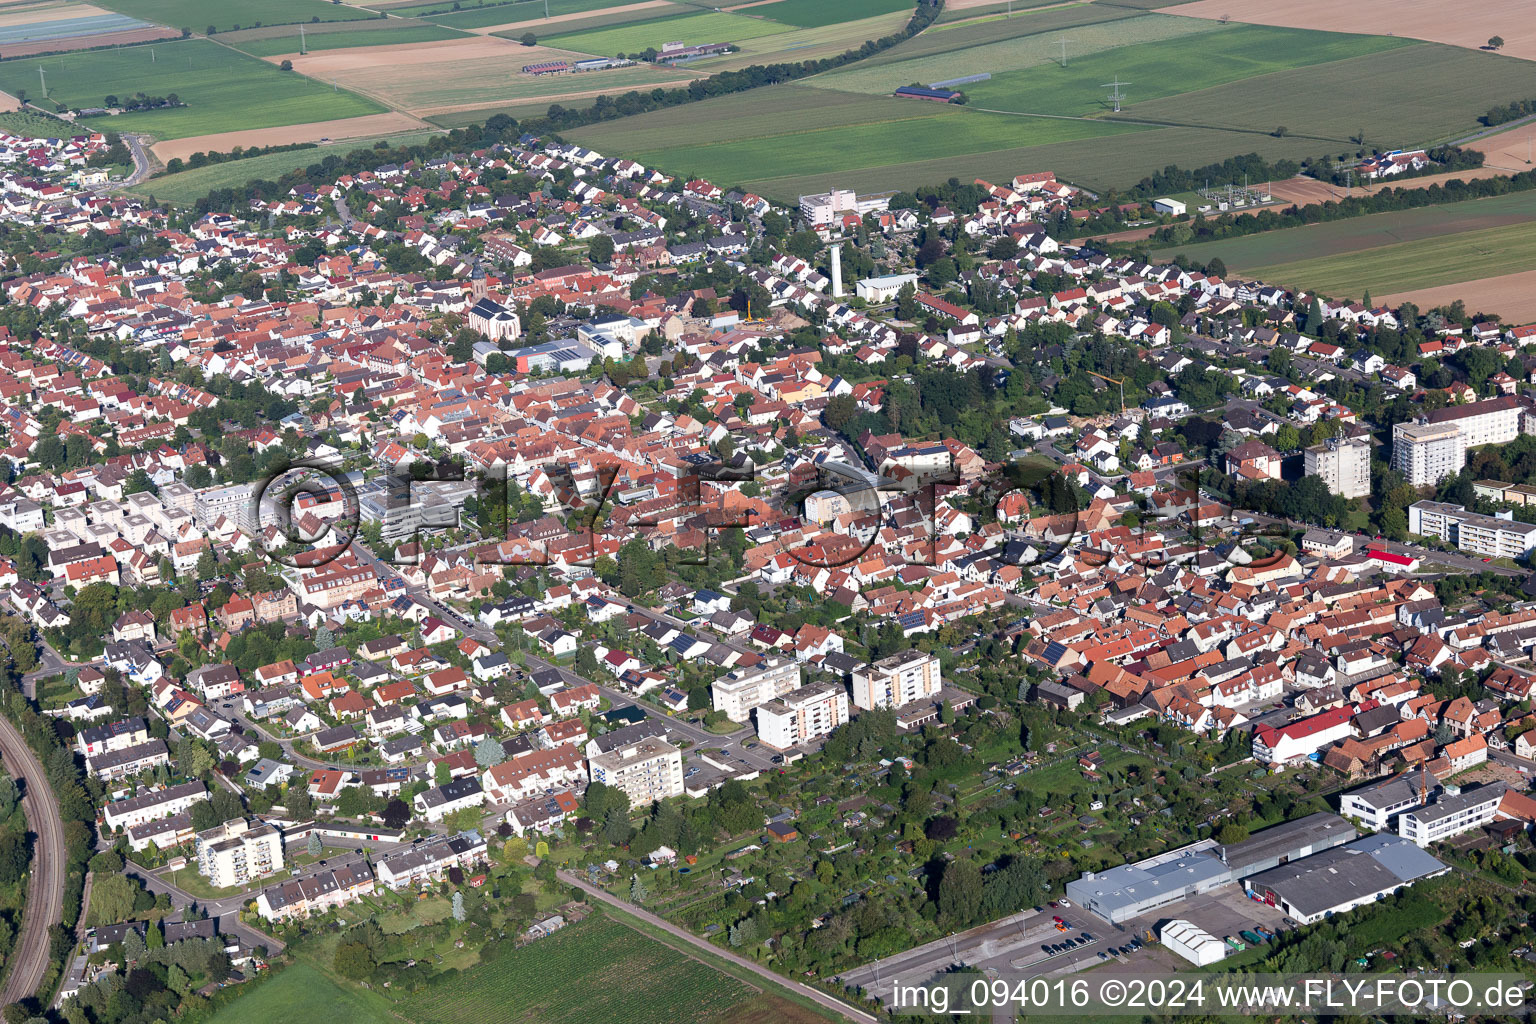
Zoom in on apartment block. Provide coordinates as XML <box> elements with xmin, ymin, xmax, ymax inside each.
<box><xmin>1408</xmin><ymin>500</ymin><xmax>1536</xmax><ymax>559</ymax></box>
<box><xmin>712</xmin><ymin>658</ymin><xmax>802</xmax><ymax>723</ymax></box>
<box><xmin>1391</xmin><ymin>420</ymin><xmax>1464</xmax><ymax>487</ymax></box>
<box><xmin>588</xmin><ymin>736</ymin><xmax>683</xmax><ymax>804</ymax></box>
<box><xmin>195</xmin><ymin>818</ymin><xmax>284</xmax><ymax>889</ymax></box>
<box><xmin>756</xmin><ymin>680</ymin><xmax>849</xmax><ymax>749</ymax></box>
<box><xmin>1304</xmin><ymin>436</ymin><xmax>1370</xmax><ymax>499</ymax></box>
<box><xmin>852</xmin><ymin>648</ymin><xmax>942</xmax><ymax>710</ymax></box>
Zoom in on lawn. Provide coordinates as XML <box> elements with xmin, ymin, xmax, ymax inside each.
<box><xmin>1117</xmin><ymin>42</ymin><xmax>1536</xmax><ymax>146</ymax></box>
<box><xmin>745</xmin><ymin>0</ymin><xmax>912</xmax><ymax>30</ymax></box>
<box><xmin>543</xmin><ymin>10</ymin><xmax>792</xmax><ymax>57</ymax></box>
<box><xmin>0</xmin><ymin>38</ymin><xmax>385</xmax><ymax>139</ymax></box>
<box><xmin>1151</xmin><ymin>189</ymin><xmax>1536</xmax><ymax>269</ymax></box>
<box><xmin>96</xmin><ymin>0</ymin><xmax>377</xmax><ymax>32</ymax></box>
<box><xmin>131</xmin><ymin>129</ymin><xmax>442</xmax><ymax>203</ymax></box>
<box><xmin>225</xmin><ymin>23</ymin><xmax>470</xmax><ymax>58</ymax></box>
<box><xmin>394</xmin><ymin>913</ymin><xmax>757</xmax><ymax>1024</ymax></box>
<box><xmin>205</xmin><ymin>962</ymin><xmax>393</xmax><ymax>1024</ymax></box>
<box><xmin>964</xmin><ymin>24</ymin><xmax>1413</xmax><ymax>119</ymax></box>
<box><xmin>628</xmin><ymin>105</ymin><xmax>1147</xmax><ymax>185</ymax></box>
<box><xmin>1241</xmin><ymin>220</ymin><xmax>1536</xmax><ymax>297</ymax></box>
<box><xmin>814</xmin><ymin>11</ymin><xmax>1212</xmax><ymax>95</ymax></box>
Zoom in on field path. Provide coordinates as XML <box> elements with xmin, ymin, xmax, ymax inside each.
<box><xmin>559</xmin><ymin>869</ymin><xmax>878</xmax><ymax>1024</ymax></box>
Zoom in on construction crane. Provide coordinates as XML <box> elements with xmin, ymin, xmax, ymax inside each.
<box><xmin>1085</xmin><ymin>370</ymin><xmax>1126</xmax><ymax>414</ymax></box>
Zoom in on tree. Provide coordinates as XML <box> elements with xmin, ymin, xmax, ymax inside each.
<box><xmin>382</xmin><ymin>798</ymin><xmax>411</xmax><ymax>828</ymax></box>
<box><xmin>520</xmin><ymin>32</ymin><xmax>537</xmax><ymax>46</ymax></box>
<box><xmin>334</xmin><ymin>940</ymin><xmax>377</xmax><ymax>980</ymax></box>
<box><xmin>1272</xmin><ymin>125</ymin><xmax>1288</xmax><ymax>137</ymax></box>
<box><xmin>475</xmin><ymin>734</ymin><xmax>505</xmax><ymax>769</ymax></box>
<box><xmin>279</xmin><ymin>59</ymin><xmax>294</xmax><ymax>71</ymax></box>
<box><xmin>937</xmin><ymin>858</ymin><xmax>983</xmax><ymax>927</ymax></box>
<box><xmin>452</xmin><ymin>891</ymin><xmax>466</xmax><ymax>921</ymax></box>
<box><xmin>587</xmin><ymin>234</ymin><xmax>615</xmax><ymax>264</ymax></box>
<box><xmin>307</xmin><ymin>832</ymin><xmax>323</xmax><ymax>857</ymax></box>
<box><xmin>1489</xmin><ymin>35</ymin><xmax>1505</xmax><ymax>49</ymax></box>
<box><xmin>629</xmin><ymin>874</ymin><xmax>647</xmax><ymax>903</ymax></box>
<box><xmin>987</xmin><ymin>236</ymin><xmax>1019</xmax><ymax>261</ymax></box>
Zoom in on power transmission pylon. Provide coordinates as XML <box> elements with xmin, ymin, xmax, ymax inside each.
<box><xmin>1102</xmin><ymin>76</ymin><xmax>1130</xmax><ymax>113</ymax></box>
<box><xmin>1058</xmin><ymin>38</ymin><xmax>1074</xmax><ymax>67</ymax></box>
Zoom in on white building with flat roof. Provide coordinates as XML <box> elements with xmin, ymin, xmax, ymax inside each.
<box><xmin>799</xmin><ymin>187</ymin><xmax>889</xmax><ymax>226</ymax></box>
<box><xmin>713</xmin><ymin>658</ymin><xmax>801</xmax><ymax>723</ymax></box>
<box><xmin>1304</xmin><ymin>436</ymin><xmax>1370</xmax><ymax>499</ymax></box>
<box><xmin>195</xmin><ymin>818</ymin><xmax>284</xmax><ymax>889</ymax></box>
<box><xmin>756</xmin><ymin>681</ymin><xmax>849</xmax><ymax>749</ymax></box>
<box><xmin>852</xmin><ymin>648</ymin><xmax>941</xmax><ymax>710</ymax></box>
<box><xmin>589</xmin><ymin>737</ymin><xmax>683</xmax><ymax>804</ymax></box>
<box><xmin>1391</xmin><ymin>420</ymin><xmax>1464</xmax><ymax>486</ymax></box>
<box><xmin>855</xmin><ymin>273</ymin><xmax>918</xmax><ymax>303</ymax></box>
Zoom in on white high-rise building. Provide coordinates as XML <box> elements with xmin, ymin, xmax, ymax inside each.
<box><xmin>1391</xmin><ymin>420</ymin><xmax>1464</xmax><ymax>487</ymax></box>
<box><xmin>1304</xmin><ymin>436</ymin><xmax>1370</xmax><ymax>499</ymax></box>
<box><xmin>589</xmin><ymin>737</ymin><xmax>683</xmax><ymax>804</ymax></box>
<box><xmin>830</xmin><ymin>243</ymin><xmax>844</xmax><ymax>297</ymax></box>
<box><xmin>852</xmin><ymin>649</ymin><xmax>942</xmax><ymax>711</ymax></box>
<box><xmin>756</xmin><ymin>681</ymin><xmax>849</xmax><ymax>749</ymax></box>
<box><xmin>196</xmin><ymin>818</ymin><xmax>284</xmax><ymax>889</ymax></box>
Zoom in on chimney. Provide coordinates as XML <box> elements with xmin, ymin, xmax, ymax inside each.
<box><xmin>830</xmin><ymin>243</ymin><xmax>844</xmax><ymax>298</ymax></box>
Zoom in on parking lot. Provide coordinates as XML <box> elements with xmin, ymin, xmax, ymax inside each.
<box><xmin>1122</xmin><ymin>884</ymin><xmax>1292</xmax><ymax>954</ymax></box>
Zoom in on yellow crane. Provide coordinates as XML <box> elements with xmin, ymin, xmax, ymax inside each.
<box><xmin>1085</xmin><ymin>369</ymin><xmax>1126</xmax><ymax>414</ymax></box>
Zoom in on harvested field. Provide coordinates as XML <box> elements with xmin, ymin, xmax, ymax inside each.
<box><xmin>689</xmin><ymin>10</ymin><xmax>913</xmax><ymax>72</ymax></box>
<box><xmin>98</xmin><ymin>0</ymin><xmax>378</xmax><ymax>34</ymax></box>
<box><xmin>231</xmin><ymin>23</ymin><xmax>470</xmax><ymax>58</ymax></box>
<box><xmin>1464</xmin><ymin>122</ymin><xmax>1536</xmax><ymax>172</ymax></box>
<box><xmin>1267</xmin><ymin>167</ymin><xmax>1516</xmax><ymax>205</ymax></box>
<box><xmin>469</xmin><ymin>0</ymin><xmax>678</xmax><ymax>36</ymax></box>
<box><xmin>149</xmin><ymin>111</ymin><xmax>429</xmax><ymax>163</ymax></box>
<box><xmin>1164</xmin><ymin>0</ymin><xmax>1536</xmax><ymax>63</ymax></box>
<box><xmin>283</xmin><ymin>36</ymin><xmax>697</xmax><ymax>115</ymax></box>
<box><xmin>0</xmin><ymin>23</ymin><xmax>176</xmax><ymax>56</ymax></box>
<box><xmin>741</xmin><ymin>0</ymin><xmax>911</xmax><ymax>29</ymax></box>
<box><xmin>542</xmin><ymin>10</ymin><xmax>791</xmax><ymax>57</ymax></box>
<box><xmin>1380</xmin><ymin>271</ymin><xmax>1536</xmax><ymax>323</ymax></box>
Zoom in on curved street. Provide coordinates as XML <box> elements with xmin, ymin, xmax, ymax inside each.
<box><xmin>0</xmin><ymin>713</ymin><xmax>65</xmax><ymax>1007</ymax></box>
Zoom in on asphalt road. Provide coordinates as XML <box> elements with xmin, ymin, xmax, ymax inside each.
<box><xmin>0</xmin><ymin>713</ymin><xmax>65</xmax><ymax>1006</ymax></box>
<box><xmin>558</xmin><ymin>869</ymin><xmax>877</xmax><ymax>1024</ymax></box>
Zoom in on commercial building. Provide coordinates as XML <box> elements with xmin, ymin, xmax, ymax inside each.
<box><xmin>195</xmin><ymin>818</ymin><xmax>284</xmax><ymax>889</ymax></box>
<box><xmin>852</xmin><ymin>648</ymin><xmax>942</xmax><ymax>711</ymax></box>
<box><xmin>1407</xmin><ymin>500</ymin><xmax>1536</xmax><ymax>559</ymax></box>
<box><xmin>588</xmin><ymin>736</ymin><xmax>683</xmax><ymax>804</ymax></box>
<box><xmin>1304</xmin><ymin>436</ymin><xmax>1370</xmax><ymax>499</ymax></box>
<box><xmin>1214</xmin><ymin>812</ymin><xmax>1357</xmax><ymax>875</ymax></box>
<box><xmin>1161</xmin><ymin>919</ymin><xmax>1224</xmax><ymax>965</ymax></box>
<box><xmin>1391</xmin><ymin>421</ymin><xmax>1464</xmax><ymax>487</ymax></box>
<box><xmin>755</xmin><ymin>681</ymin><xmax>849</xmax><ymax>749</ymax></box>
<box><xmin>1251</xmin><ymin>706</ymin><xmax>1354</xmax><ymax>766</ymax></box>
<box><xmin>1397</xmin><ymin>782</ymin><xmax>1507</xmax><ymax>846</ymax></box>
<box><xmin>1242</xmin><ymin>833</ymin><xmax>1449</xmax><ymax>924</ymax></box>
<box><xmin>855</xmin><ymin>273</ymin><xmax>918</xmax><ymax>303</ymax></box>
<box><xmin>713</xmin><ymin>658</ymin><xmax>802</xmax><ymax>723</ymax></box>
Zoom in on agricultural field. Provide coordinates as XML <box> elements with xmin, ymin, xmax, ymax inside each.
<box><xmin>935</xmin><ymin>0</ymin><xmax>1075</xmax><ymax>24</ymax></box>
<box><xmin>135</xmin><ymin>129</ymin><xmax>440</xmax><ymax>202</ymax></box>
<box><xmin>224</xmin><ymin>21</ymin><xmax>470</xmax><ymax>58</ymax></box>
<box><xmin>744</xmin><ymin>0</ymin><xmax>912</xmax><ymax>30</ymax></box>
<box><xmin>1118</xmin><ymin>42</ymin><xmax>1536</xmax><ymax>147</ymax></box>
<box><xmin>394</xmin><ymin>914</ymin><xmax>760</xmax><ymax>1024</ymax></box>
<box><xmin>542</xmin><ymin>10</ymin><xmax>792</xmax><ymax>57</ymax></box>
<box><xmin>811</xmin><ymin>8</ymin><xmax>1194</xmax><ymax>91</ymax></box>
<box><xmin>286</xmin><ymin>36</ymin><xmax>698</xmax><ymax>118</ymax></box>
<box><xmin>95</xmin><ymin>0</ymin><xmax>378</xmax><ymax>33</ymax></box>
<box><xmin>689</xmin><ymin>10</ymin><xmax>916</xmax><ymax>73</ymax></box>
<box><xmin>964</xmin><ymin>24</ymin><xmax>1412</xmax><ymax>119</ymax></box>
<box><xmin>0</xmin><ymin>2</ymin><xmax>150</xmax><ymax>44</ymax></box>
<box><xmin>484</xmin><ymin>3</ymin><xmax>692</xmax><ymax>42</ymax></box>
<box><xmin>416</xmin><ymin>0</ymin><xmax>657</xmax><ymax>30</ymax></box>
<box><xmin>1151</xmin><ymin>189</ymin><xmax>1536</xmax><ymax>270</ymax></box>
<box><xmin>0</xmin><ymin>38</ymin><xmax>385</xmax><ymax>138</ymax></box>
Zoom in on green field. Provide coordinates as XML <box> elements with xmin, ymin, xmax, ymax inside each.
<box><xmin>745</xmin><ymin>0</ymin><xmax>912</xmax><ymax>30</ymax></box>
<box><xmin>0</xmin><ymin>110</ymin><xmax>73</xmax><ymax>138</ymax></box>
<box><xmin>544</xmin><ymin>10</ymin><xmax>791</xmax><ymax>57</ymax></box>
<box><xmin>1152</xmin><ymin>189</ymin><xmax>1536</xmax><ymax>269</ymax></box>
<box><xmin>422</xmin><ymin>0</ymin><xmax>650</xmax><ymax>29</ymax></box>
<box><xmin>0</xmin><ymin>39</ymin><xmax>383</xmax><ymax>138</ymax></box>
<box><xmin>205</xmin><ymin>962</ymin><xmax>393</xmax><ymax>1024</ymax></box>
<box><xmin>1118</xmin><ymin>42</ymin><xmax>1536</xmax><ymax>146</ymax></box>
<box><xmin>813</xmin><ymin>11</ymin><xmax>1210</xmax><ymax>94</ymax></box>
<box><xmin>965</xmin><ymin>24</ymin><xmax>1413</xmax><ymax>119</ymax></box>
<box><xmin>133</xmin><ymin>130</ymin><xmax>443</xmax><ymax>203</ymax></box>
<box><xmin>842</xmin><ymin>1</ymin><xmax>1141</xmax><ymax>70</ymax></box>
<box><xmin>1239</xmin><ymin>220</ymin><xmax>1536</xmax><ymax>298</ymax></box>
<box><xmin>628</xmin><ymin>103</ymin><xmax>1145</xmax><ymax>183</ymax></box>
<box><xmin>227</xmin><ymin>24</ymin><xmax>470</xmax><ymax>57</ymax></box>
<box><xmin>396</xmin><ymin>915</ymin><xmax>756</xmax><ymax>1024</ymax></box>
<box><xmin>97</xmin><ymin>0</ymin><xmax>378</xmax><ymax>32</ymax></box>
<box><xmin>935</xmin><ymin>0</ymin><xmax>1074</xmax><ymax>23</ymax></box>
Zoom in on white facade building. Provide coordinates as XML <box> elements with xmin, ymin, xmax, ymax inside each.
<box><xmin>756</xmin><ymin>681</ymin><xmax>849</xmax><ymax>749</ymax></box>
<box><xmin>1304</xmin><ymin>436</ymin><xmax>1370</xmax><ymax>499</ymax></box>
<box><xmin>589</xmin><ymin>737</ymin><xmax>683</xmax><ymax>804</ymax></box>
<box><xmin>1161</xmin><ymin>919</ymin><xmax>1224</xmax><ymax>965</ymax></box>
<box><xmin>852</xmin><ymin>649</ymin><xmax>942</xmax><ymax>711</ymax></box>
<box><xmin>1391</xmin><ymin>421</ymin><xmax>1464</xmax><ymax>487</ymax></box>
<box><xmin>195</xmin><ymin>818</ymin><xmax>284</xmax><ymax>889</ymax></box>
<box><xmin>713</xmin><ymin>658</ymin><xmax>802</xmax><ymax>723</ymax></box>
